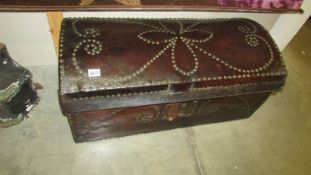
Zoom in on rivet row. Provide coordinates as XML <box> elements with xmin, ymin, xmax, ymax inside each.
<box><xmin>59</xmin><ymin>19</ymin><xmax>286</xmax><ymax>95</ymax></box>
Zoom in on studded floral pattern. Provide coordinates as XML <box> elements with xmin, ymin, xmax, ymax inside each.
<box><xmin>189</xmin><ymin>20</ymin><xmax>275</xmax><ymax>74</ymax></box>
<box><xmin>137</xmin><ymin>21</ymin><xmax>213</xmax><ymax>76</ymax></box>
<box><xmin>58</xmin><ymin>18</ymin><xmax>286</xmax><ymax>95</ymax></box>
<box><xmin>70</xmin><ymin>19</ymin><xmax>274</xmax><ymax>78</ymax></box>
<box><xmin>137</xmin><ymin>20</ymin><xmax>275</xmax><ymax>75</ymax></box>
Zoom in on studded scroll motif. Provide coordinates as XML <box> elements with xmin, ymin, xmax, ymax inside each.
<box><xmin>190</xmin><ymin>20</ymin><xmax>275</xmax><ymax>73</ymax></box>
<box><xmin>71</xmin><ymin>20</ymin><xmax>103</xmax><ymax>75</ymax></box>
<box><xmin>138</xmin><ymin>19</ymin><xmax>275</xmax><ymax>75</ymax></box>
<box><xmin>70</xmin><ymin>19</ymin><xmax>275</xmax><ymax>79</ymax></box>
<box><xmin>59</xmin><ymin>18</ymin><xmax>286</xmax><ymax>95</ymax></box>
<box><xmin>135</xmin><ymin>106</ymin><xmax>161</xmax><ymax>124</ymax></box>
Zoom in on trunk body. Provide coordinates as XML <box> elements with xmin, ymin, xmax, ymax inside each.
<box><xmin>68</xmin><ymin>93</ymin><xmax>269</xmax><ymax>142</ymax></box>
<box><xmin>59</xmin><ymin>18</ymin><xmax>286</xmax><ymax>142</ymax></box>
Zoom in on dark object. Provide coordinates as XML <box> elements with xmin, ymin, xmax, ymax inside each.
<box><xmin>59</xmin><ymin>18</ymin><xmax>287</xmax><ymax>142</ymax></box>
<box><xmin>0</xmin><ymin>43</ymin><xmax>39</xmax><ymax>127</ymax></box>
<box><xmin>0</xmin><ymin>0</ymin><xmax>303</xmax><ymax>13</ymax></box>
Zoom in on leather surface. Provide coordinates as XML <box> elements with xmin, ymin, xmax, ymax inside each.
<box><xmin>0</xmin><ymin>81</ymin><xmax>38</xmax><ymax>120</ymax></box>
<box><xmin>58</xmin><ymin>18</ymin><xmax>286</xmax><ymax>142</ymax></box>
<box><xmin>0</xmin><ymin>44</ymin><xmax>31</xmax><ymax>94</ymax></box>
<box><xmin>0</xmin><ymin>44</ymin><xmax>39</xmax><ymax>127</ymax></box>
<box><xmin>60</xmin><ymin>81</ymin><xmax>282</xmax><ymax>113</ymax></box>
<box><xmin>68</xmin><ymin>92</ymin><xmax>270</xmax><ymax>142</ymax></box>
<box><xmin>59</xmin><ymin>18</ymin><xmax>286</xmax><ymax>97</ymax></box>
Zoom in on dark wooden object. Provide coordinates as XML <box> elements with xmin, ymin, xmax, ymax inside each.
<box><xmin>58</xmin><ymin>18</ymin><xmax>287</xmax><ymax>142</ymax></box>
<box><xmin>0</xmin><ymin>0</ymin><xmax>303</xmax><ymax>13</ymax></box>
<box><xmin>0</xmin><ymin>43</ymin><xmax>39</xmax><ymax>127</ymax></box>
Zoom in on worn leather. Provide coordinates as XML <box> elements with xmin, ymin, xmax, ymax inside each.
<box><xmin>68</xmin><ymin>92</ymin><xmax>270</xmax><ymax>142</ymax></box>
<box><xmin>0</xmin><ymin>43</ymin><xmax>31</xmax><ymax>99</ymax></box>
<box><xmin>59</xmin><ymin>18</ymin><xmax>286</xmax><ymax>112</ymax></box>
<box><xmin>0</xmin><ymin>43</ymin><xmax>39</xmax><ymax>127</ymax></box>
<box><xmin>58</xmin><ymin>18</ymin><xmax>288</xmax><ymax>142</ymax></box>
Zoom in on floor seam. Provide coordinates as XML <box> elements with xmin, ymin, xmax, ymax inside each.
<box><xmin>185</xmin><ymin>128</ymin><xmax>205</xmax><ymax>175</ymax></box>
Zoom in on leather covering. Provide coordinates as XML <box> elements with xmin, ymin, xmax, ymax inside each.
<box><xmin>0</xmin><ymin>43</ymin><xmax>31</xmax><ymax>101</ymax></box>
<box><xmin>59</xmin><ymin>18</ymin><xmax>286</xmax><ymax>113</ymax></box>
<box><xmin>0</xmin><ymin>43</ymin><xmax>39</xmax><ymax>127</ymax></box>
<box><xmin>68</xmin><ymin>92</ymin><xmax>270</xmax><ymax>142</ymax></box>
<box><xmin>0</xmin><ymin>0</ymin><xmax>303</xmax><ymax>12</ymax></box>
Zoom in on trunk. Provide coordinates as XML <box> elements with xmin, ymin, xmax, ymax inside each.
<box><xmin>58</xmin><ymin>18</ymin><xmax>286</xmax><ymax>142</ymax></box>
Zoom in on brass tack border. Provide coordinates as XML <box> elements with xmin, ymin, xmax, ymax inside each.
<box><xmin>68</xmin><ymin>81</ymin><xmax>282</xmax><ymax>100</ymax></box>
<box><xmin>59</xmin><ymin>17</ymin><xmax>286</xmax><ymax>95</ymax></box>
